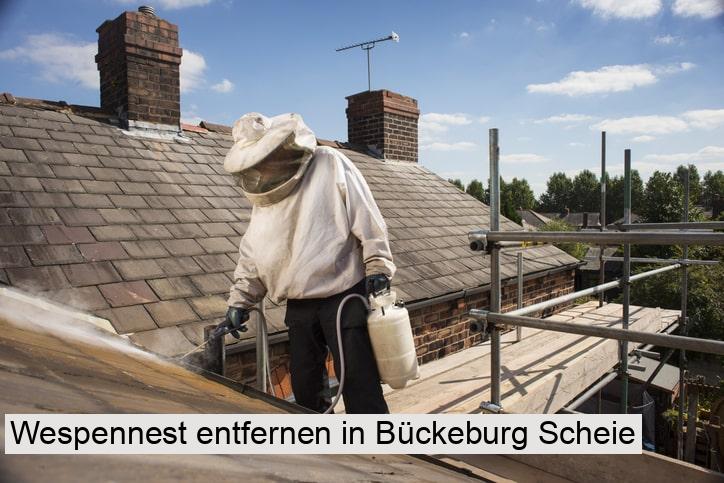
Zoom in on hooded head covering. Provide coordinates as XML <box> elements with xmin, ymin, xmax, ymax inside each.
<box><xmin>224</xmin><ymin>112</ymin><xmax>316</xmax><ymax>206</ymax></box>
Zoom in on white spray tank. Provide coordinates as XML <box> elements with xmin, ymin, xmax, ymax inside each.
<box><xmin>366</xmin><ymin>291</ymin><xmax>420</xmax><ymax>389</ymax></box>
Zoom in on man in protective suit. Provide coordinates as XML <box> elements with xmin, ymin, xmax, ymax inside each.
<box><xmin>218</xmin><ymin>112</ymin><xmax>395</xmax><ymax>414</ymax></box>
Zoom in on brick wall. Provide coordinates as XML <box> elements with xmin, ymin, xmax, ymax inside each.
<box><xmin>95</xmin><ymin>10</ymin><xmax>182</xmax><ymax>128</ymax></box>
<box><xmin>225</xmin><ymin>268</ymin><xmax>576</xmax><ymax>396</ymax></box>
<box><xmin>346</xmin><ymin>90</ymin><xmax>419</xmax><ymax>163</ymax></box>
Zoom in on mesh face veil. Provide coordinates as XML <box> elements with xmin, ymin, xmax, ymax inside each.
<box><xmin>225</xmin><ymin>113</ymin><xmax>317</xmax><ymax>206</ymax></box>
<box><xmin>237</xmin><ymin>143</ymin><xmax>307</xmax><ymax>194</ymax></box>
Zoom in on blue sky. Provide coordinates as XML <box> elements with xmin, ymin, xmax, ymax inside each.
<box><xmin>1</xmin><ymin>0</ymin><xmax>723</xmax><ymax>195</ymax></box>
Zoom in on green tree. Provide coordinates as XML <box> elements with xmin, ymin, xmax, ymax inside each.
<box><xmin>571</xmin><ymin>169</ymin><xmax>600</xmax><ymax>212</ymax></box>
<box><xmin>465</xmin><ymin>179</ymin><xmax>486</xmax><ymax>203</ymax></box>
<box><xmin>606</xmin><ymin>170</ymin><xmax>644</xmax><ymax>224</ymax></box>
<box><xmin>538</xmin><ymin>219</ymin><xmax>588</xmax><ymax>260</ymax></box>
<box><xmin>641</xmin><ymin>171</ymin><xmax>682</xmax><ymax>223</ymax></box>
<box><xmin>702</xmin><ymin>170</ymin><xmax>723</xmax><ymax>211</ymax></box>
<box><xmin>628</xmin><ymin>244</ymin><xmax>724</xmax><ymax>363</ymax></box>
<box><xmin>675</xmin><ymin>164</ymin><xmax>701</xmax><ymax>207</ymax></box>
<box><xmin>639</xmin><ymin>170</ymin><xmax>703</xmax><ymax>258</ymax></box>
<box><xmin>538</xmin><ymin>172</ymin><xmax>573</xmax><ymax>213</ymax></box>
<box><xmin>448</xmin><ymin>178</ymin><xmax>464</xmax><ymax>191</ymax></box>
<box><xmin>506</xmin><ymin>177</ymin><xmax>536</xmax><ymax>211</ymax></box>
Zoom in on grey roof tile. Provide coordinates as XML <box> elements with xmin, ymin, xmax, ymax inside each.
<box><xmin>148</xmin><ymin>276</ymin><xmax>199</xmax><ymax>301</ymax></box>
<box><xmin>99</xmin><ymin>280</ymin><xmax>158</xmax><ymax>307</ymax></box>
<box><xmin>97</xmin><ymin>305</ymin><xmax>157</xmax><ymax>334</ymax></box>
<box><xmin>165</xmin><ymin>223</ymin><xmax>206</xmax><ymax>239</ymax></box>
<box><xmin>0</xmin><ymin>246</ymin><xmax>31</xmax><ymax>268</ymax></box>
<box><xmin>5</xmin><ymin>208</ymin><xmax>60</xmax><ymax>225</ymax></box>
<box><xmin>6</xmin><ymin>265</ymin><xmax>69</xmax><ymax>291</ymax></box>
<box><xmin>63</xmin><ymin>261</ymin><xmax>121</xmax><ymax>286</ymax></box>
<box><xmin>40</xmin><ymin>178</ymin><xmax>85</xmax><ymax>193</ymax></box>
<box><xmin>43</xmin><ymin>225</ymin><xmax>95</xmax><ymax>244</ymax></box>
<box><xmin>112</xmin><ymin>259</ymin><xmax>164</xmax><ymax>280</ymax></box>
<box><xmin>41</xmin><ymin>285</ymin><xmax>109</xmax><ymax>311</ymax></box>
<box><xmin>89</xmin><ymin>225</ymin><xmax>136</xmax><ymax>242</ymax></box>
<box><xmin>38</xmin><ymin>139</ymin><xmax>79</xmax><ymax>153</ymax></box>
<box><xmin>78</xmin><ymin>241</ymin><xmax>129</xmax><ymax>261</ymax></box>
<box><xmin>121</xmin><ymin>240</ymin><xmax>169</xmax><ymax>259</ymax></box>
<box><xmin>80</xmin><ymin>180</ymin><xmax>122</xmax><ymax>194</ymax></box>
<box><xmin>145</xmin><ymin>299</ymin><xmax>199</xmax><ymax>327</ymax></box>
<box><xmin>25</xmin><ymin>244</ymin><xmax>83</xmax><ymax>265</ymax></box>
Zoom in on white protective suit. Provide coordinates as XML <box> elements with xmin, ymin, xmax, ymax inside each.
<box><xmin>225</xmin><ymin>114</ymin><xmax>396</xmax><ymax>308</ymax></box>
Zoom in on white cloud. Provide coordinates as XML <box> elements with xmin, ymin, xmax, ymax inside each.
<box><xmin>0</xmin><ymin>32</ymin><xmax>217</xmax><ymax>97</ymax></box>
<box><xmin>592</xmin><ymin>115</ymin><xmax>688</xmax><ymax>134</ymax></box>
<box><xmin>682</xmin><ymin>109</ymin><xmax>724</xmax><ymax>129</ymax></box>
<box><xmin>653</xmin><ymin>34</ymin><xmax>681</xmax><ymax>45</ymax></box>
<box><xmin>211</xmin><ymin>78</ymin><xmax>234</xmax><ymax>93</ymax></box>
<box><xmin>642</xmin><ymin>146</ymin><xmax>724</xmax><ymax>168</ymax></box>
<box><xmin>458</xmin><ymin>32</ymin><xmax>470</xmax><ymax>39</ymax></box>
<box><xmin>501</xmin><ymin>153</ymin><xmax>549</xmax><ymax>164</ymax></box>
<box><xmin>180</xmin><ymin>49</ymin><xmax>207</xmax><ymax>93</ymax></box>
<box><xmin>421</xmin><ymin>142</ymin><xmax>477</xmax><ymax>152</ymax></box>
<box><xmin>419</xmin><ymin>112</ymin><xmax>478</xmax><ymax>140</ymax></box>
<box><xmin>632</xmin><ymin>135</ymin><xmax>656</xmax><ymax>142</ymax></box>
<box><xmin>568</xmin><ymin>142</ymin><xmax>586</xmax><ymax>147</ymax></box>
<box><xmin>527</xmin><ymin>65</ymin><xmax>656</xmax><ymax>96</ymax></box>
<box><xmin>524</xmin><ymin>16</ymin><xmax>555</xmax><ymax>32</ymax></box>
<box><xmin>181</xmin><ymin>103</ymin><xmax>204</xmax><ymax>125</ymax></box>
<box><xmin>534</xmin><ymin>113</ymin><xmax>594</xmax><ymax>124</ymax></box>
<box><xmin>0</xmin><ymin>33</ymin><xmax>98</xmax><ymax>89</ymax></box>
<box><xmin>672</xmin><ymin>0</ymin><xmax>724</xmax><ymax>18</ymax></box>
<box><xmin>576</xmin><ymin>0</ymin><xmax>662</xmax><ymax>19</ymax></box>
<box><xmin>181</xmin><ymin>114</ymin><xmax>204</xmax><ymax>125</ymax></box>
<box><xmin>527</xmin><ymin>63</ymin><xmax>694</xmax><ymax>97</ymax></box>
<box><xmin>653</xmin><ymin>62</ymin><xmax>695</xmax><ymax>75</ymax></box>
<box><xmin>421</xmin><ymin>113</ymin><xmax>473</xmax><ymax>126</ymax></box>
<box><xmin>115</xmin><ymin>0</ymin><xmax>213</xmax><ymax>9</ymax></box>
<box><xmin>419</xmin><ymin>112</ymin><xmax>487</xmax><ymax>148</ymax></box>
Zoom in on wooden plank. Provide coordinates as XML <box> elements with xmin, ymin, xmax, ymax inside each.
<box><xmin>383</xmin><ymin>302</ymin><xmax>680</xmax><ymax>414</ymax></box>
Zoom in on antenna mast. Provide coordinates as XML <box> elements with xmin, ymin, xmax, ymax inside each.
<box><xmin>336</xmin><ymin>32</ymin><xmax>399</xmax><ymax>91</ymax></box>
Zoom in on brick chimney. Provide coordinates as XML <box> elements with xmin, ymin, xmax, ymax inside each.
<box><xmin>95</xmin><ymin>6</ymin><xmax>182</xmax><ymax>131</ymax></box>
<box><xmin>346</xmin><ymin>89</ymin><xmax>419</xmax><ymax>163</ymax></box>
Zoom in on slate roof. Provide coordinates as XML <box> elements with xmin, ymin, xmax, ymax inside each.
<box><xmin>0</xmin><ymin>96</ymin><xmax>578</xmax><ymax>356</ymax></box>
<box><xmin>541</xmin><ymin>211</ymin><xmax>601</xmax><ymax>229</ymax></box>
<box><xmin>516</xmin><ymin>209</ymin><xmax>552</xmax><ymax>229</ymax></box>
<box><xmin>627</xmin><ymin>355</ymin><xmax>680</xmax><ymax>393</ymax></box>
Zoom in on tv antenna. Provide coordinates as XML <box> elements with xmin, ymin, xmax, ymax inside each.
<box><xmin>336</xmin><ymin>32</ymin><xmax>399</xmax><ymax>91</ymax></box>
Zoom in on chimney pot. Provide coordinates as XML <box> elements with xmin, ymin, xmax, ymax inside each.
<box><xmin>346</xmin><ymin>89</ymin><xmax>419</xmax><ymax>162</ymax></box>
<box><xmin>138</xmin><ymin>5</ymin><xmax>156</xmax><ymax>17</ymax></box>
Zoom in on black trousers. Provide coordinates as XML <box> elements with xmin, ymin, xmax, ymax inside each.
<box><xmin>285</xmin><ymin>279</ymin><xmax>389</xmax><ymax>414</ymax></box>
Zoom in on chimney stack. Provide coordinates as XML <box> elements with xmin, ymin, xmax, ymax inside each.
<box><xmin>96</xmin><ymin>6</ymin><xmax>182</xmax><ymax>131</ymax></box>
<box><xmin>346</xmin><ymin>89</ymin><xmax>419</xmax><ymax>163</ymax></box>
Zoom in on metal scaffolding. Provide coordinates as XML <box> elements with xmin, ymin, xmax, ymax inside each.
<box><xmin>469</xmin><ymin>128</ymin><xmax>724</xmax><ymax>461</ymax></box>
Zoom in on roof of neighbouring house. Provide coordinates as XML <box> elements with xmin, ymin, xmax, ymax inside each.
<box><xmin>516</xmin><ymin>209</ymin><xmax>552</xmax><ymax>229</ymax></box>
<box><xmin>608</xmin><ymin>213</ymin><xmax>642</xmax><ymax>226</ymax></box>
<box><xmin>541</xmin><ymin>211</ymin><xmax>601</xmax><ymax>228</ymax></box>
<box><xmin>627</xmin><ymin>356</ymin><xmax>680</xmax><ymax>393</ymax></box>
<box><xmin>0</xmin><ymin>95</ymin><xmax>578</xmax><ymax>356</ymax></box>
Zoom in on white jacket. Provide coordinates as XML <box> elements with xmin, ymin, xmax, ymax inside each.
<box><xmin>228</xmin><ymin>146</ymin><xmax>396</xmax><ymax>308</ymax></box>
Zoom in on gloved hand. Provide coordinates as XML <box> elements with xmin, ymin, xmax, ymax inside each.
<box><xmin>365</xmin><ymin>273</ymin><xmax>390</xmax><ymax>298</ymax></box>
<box><xmin>213</xmin><ymin>307</ymin><xmax>250</xmax><ymax>339</ymax></box>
